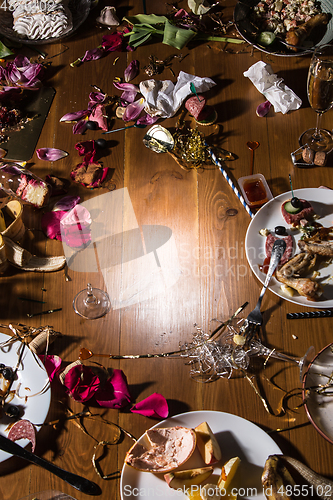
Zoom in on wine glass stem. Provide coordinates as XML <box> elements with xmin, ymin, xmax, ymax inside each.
<box><xmin>85</xmin><ymin>283</ymin><xmax>97</xmax><ymax>304</ymax></box>
<box><xmin>270</xmin><ymin>351</ymin><xmax>299</xmax><ymax>366</ymax></box>
<box><xmin>314</xmin><ymin>112</ymin><xmax>322</xmax><ymax>139</ymax></box>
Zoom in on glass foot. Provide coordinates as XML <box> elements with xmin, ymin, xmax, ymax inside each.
<box><xmin>299</xmin><ymin>128</ymin><xmax>333</xmax><ymax>152</ymax></box>
<box><xmin>73</xmin><ymin>284</ymin><xmax>110</xmax><ymax>319</ymax></box>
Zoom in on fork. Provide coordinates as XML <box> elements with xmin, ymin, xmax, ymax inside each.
<box><xmin>242</xmin><ymin>239</ymin><xmax>287</xmax><ymax>343</ymax></box>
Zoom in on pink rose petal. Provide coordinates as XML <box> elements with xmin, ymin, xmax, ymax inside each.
<box><xmin>130</xmin><ymin>393</ymin><xmax>169</xmax><ymax>418</ymax></box>
<box><xmin>41</xmin><ymin>210</ymin><xmax>67</xmax><ymax>240</ymax></box>
<box><xmin>39</xmin><ymin>354</ymin><xmax>62</xmax><ymax>381</ymax></box>
<box><xmin>63</xmin><ymin>364</ymin><xmax>100</xmax><ymax>403</ymax></box>
<box><xmin>89</xmin><ymin>104</ymin><xmax>108</xmax><ymax>131</ymax></box>
<box><xmin>95</xmin><ymin>369</ymin><xmax>131</xmax><ymax>409</ymax></box>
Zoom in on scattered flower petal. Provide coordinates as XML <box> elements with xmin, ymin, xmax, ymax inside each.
<box><xmin>60</xmin><ymin>205</ymin><xmax>92</xmax><ymax>248</ymax></box>
<box><xmin>81</xmin><ymin>48</ymin><xmax>104</xmax><ymax>63</ymax></box>
<box><xmin>39</xmin><ymin>354</ymin><xmax>62</xmax><ymax>381</ymax></box>
<box><xmin>53</xmin><ymin>195</ymin><xmax>81</xmax><ymax>212</ymax></box>
<box><xmin>41</xmin><ymin>210</ymin><xmax>67</xmax><ymax>240</ymax></box>
<box><xmin>89</xmin><ymin>103</ymin><xmax>108</xmax><ymax>131</ymax></box>
<box><xmin>256</xmin><ymin>100</ymin><xmax>272</xmax><ymax>117</ymax></box>
<box><xmin>73</xmin><ymin>119</ymin><xmax>88</xmax><ymax>134</ymax></box>
<box><xmin>60</xmin><ymin>110</ymin><xmax>89</xmax><ymax>122</ymax></box>
<box><xmin>101</xmin><ymin>32</ymin><xmax>124</xmax><ymax>52</ymax></box>
<box><xmin>130</xmin><ymin>393</ymin><xmax>169</xmax><ymax>418</ymax></box>
<box><xmin>136</xmin><ymin>113</ymin><xmax>159</xmax><ymax>125</ymax></box>
<box><xmin>95</xmin><ymin>369</ymin><xmax>131</xmax><ymax>408</ymax></box>
<box><xmin>122</xmin><ymin>97</ymin><xmax>145</xmax><ymax>122</ymax></box>
<box><xmin>63</xmin><ymin>364</ymin><xmax>101</xmax><ymax>403</ymax></box>
<box><xmin>36</xmin><ymin>148</ymin><xmax>68</xmax><ymax>161</ymax></box>
<box><xmin>124</xmin><ymin>60</ymin><xmax>139</xmax><ymax>83</ymax></box>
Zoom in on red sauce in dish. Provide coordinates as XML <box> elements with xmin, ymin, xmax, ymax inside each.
<box><xmin>243</xmin><ymin>179</ymin><xmax>268</xmax><ymax>206</ymax></box>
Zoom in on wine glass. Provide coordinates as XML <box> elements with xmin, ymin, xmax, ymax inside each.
<box><xmin>73</xmin><ymin>283</ymin><xmax>110</xmax><ymax>319</ymax></box>
<box><xmin>300</xmin><ymin>44</ymin><xmax>333</xmax><ymax>152</ymax></box>
<box><xmin>247</xmin><ymin>342</ymin><xmax>315</xmax><ymax>382</ymax></box>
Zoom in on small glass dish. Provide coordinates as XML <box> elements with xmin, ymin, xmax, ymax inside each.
<box><xmin>238</xmin><ymin>173</ymin><xmax>273</xmax><ymax>209</ymax></box>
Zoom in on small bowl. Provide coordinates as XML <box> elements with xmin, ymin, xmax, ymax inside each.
<box><xmin>238</xmin><ymin>173</ymin><xmax>273</xmax><ymax>209</ymax></box>
<box><xmin>0</xmin><ymin>0</ymin><xmax>91</xmax><ymax>45</ymax></box>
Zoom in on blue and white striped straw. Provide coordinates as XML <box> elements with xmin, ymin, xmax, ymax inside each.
<box><xmin>207</xmin><ymin>147</ymin><xmax>254</xmax><ymax>218</ymax></box>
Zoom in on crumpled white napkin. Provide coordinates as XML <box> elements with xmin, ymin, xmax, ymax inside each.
<box><xmin>243</xmin><ymin>61</ymin><xmax>302</xmax><ymax>114</ymax></box>
<box><xmin>139</xmin><ymin>71</ymin><xmax>216</xmax><ymax>119</ymax></box>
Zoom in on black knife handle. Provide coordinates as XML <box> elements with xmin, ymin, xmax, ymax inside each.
<box><xmin>0</xmin><ymin>434</ymin><xmax>101</xmax><ymax>496</ymax></box>
<box><xmin>287</xmin><ymin>310</ymin><xmax>333</xmax><ymax>319</ymax></box>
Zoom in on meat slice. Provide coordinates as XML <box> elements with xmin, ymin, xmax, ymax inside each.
<box><xmin>281</xmin><ymin>199</ymin><xmax>314</xmax><ymax>226</ymax></box>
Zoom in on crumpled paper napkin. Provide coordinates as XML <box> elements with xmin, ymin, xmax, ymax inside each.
<box><xmin>139</xmin><ymin>71</ymin><xmax>216</xmax><ymax>118</ymax></box>
<box><xmin>243</xmin><ymin>61</ymin><xmax>302</xmax><ymax>114</ymax></box>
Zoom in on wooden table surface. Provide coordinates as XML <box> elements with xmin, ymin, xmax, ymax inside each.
<box><xmin>0</xmin><ymin>0</ymin><xmax>332</xmax><ymax>499</ymax></box>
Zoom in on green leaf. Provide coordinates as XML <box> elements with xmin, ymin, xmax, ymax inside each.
<box><xmin>163</xmin><ymin>19</ymin><xmax>196</xmax><ymax>50</ymax></box>
<box><xmin>123</xmin><ymin>14</ymin><xmax>168</xmax><ymax>26</ymax></box>
<box><xmin>130</xmin><ymin>32</ymin><xmax>153</xmax><ymax>48</ymax></box>
<box><xmin>0</xmin><ymin>40</ymin><xmax>14</xmax><ymax>58</ymax></box>
<box><xmin>195</xmin><ymin>35</ymin><xmax>245</xmax><ymax>44</ymax></box>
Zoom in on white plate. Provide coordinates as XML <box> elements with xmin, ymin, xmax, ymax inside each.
<box><xmin>120</xmin><ymin>410</ymin><xmax>282</xmax><ymax>500</ymax></box>
<box><xmin>303</xmin><ymin>343</ymin><xmax>333</xmax><ymax>444</ymax></box>
<box><xmin>245</xmin><ymin>188</ymin><xmax>333</xmax><ymax>308</ymax></box>
<box><xmin>0</xmin><ymin>332</ymin><xmax>51</xmax><ymax>462</ymax></box>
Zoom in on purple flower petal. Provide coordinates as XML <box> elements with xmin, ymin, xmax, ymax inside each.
<box><xmin>81</xmin><ymin>48</ymin><xmax>104</xmax><ymax>63</ymax></box>
<box><xmin>73</xmin><ymin>119</ymin><xmax>88</xmax><ymax>134</ymax></box>
<box><xmin>120</xmin><ymin>90</ymin><xmax>138</xmax><ymax>104</ymax></box>
<box><xmin>53</xmin><ymin>195</ymin><xmax>81</xmax><ymax>212</ymax></box>
<box><xmin>60</xmin><ymin>110</ymin><xmax>89</xmax><ymax>122</ymax></box>
<box><xmin>95</xmin><ymin>369</ymin><xmax>131</xmax><ymax>409</ymax></box>
<box><xmin>136</xmin><ymin>113</ymin><xmax>159</xmax><ymax>125</ymax></box>
<box><xmin>41</xmin><ymin>210</ymin><xmax>67</xmax><ymax>240</ymax></box>
<box><xmin>130</xmin><ymin>393</ymin><xmax>169</xmax><ymax>418</ymax></box>
<box><xmin>101</xmin><ymin>32</ymin><xmax>124</xmax><ymax>52</ymax></box>
<box><xmin>256</xmin><ymin>100</ymin><xmax>272</xmax><ymax>117</ymax></box>
<box><xmin>124</xmin><ymin>60</ymin><xmax>139</xmax><ymax>83</ymax></box>
<box><xmin>113</xmin><ymin>82</ymin><xmax>139</xmax><ymax>93</ymax></box>
<box><xmin>122</xmin><ymin>97</ymin><xmax>145</xmax><ymax>122</ymax></box>
<box><xmin>36</xmin><ymin>148</ymin><xmax>68</xmax><ymax>161</ymax></box>
<box><xmin>88</xmin><ymin>91</ymin><xmax>107</xmax><ymax>104</ymax></box>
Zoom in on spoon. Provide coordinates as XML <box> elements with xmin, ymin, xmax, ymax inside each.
<box><xmin>0</xmin><ymin>434</ymin><xmax>101</xmax><ymax>495</ymax></box>
<box><xmin>246</xmin><ymin>141</ymin><xmax>260</xmax><ymax>176</ymax></box>
<box><xmin>102</xmin><ymin>123</ymin><xmax>146</xmax><ymax>134</ymax></box>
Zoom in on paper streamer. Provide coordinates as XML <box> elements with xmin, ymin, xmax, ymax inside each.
<box><xmin>208</xmin><ymin>147</ymin><xmax>254</xmax><ymax>218</ymax></box>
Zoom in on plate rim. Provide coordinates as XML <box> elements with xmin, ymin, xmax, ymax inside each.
<box><xmin>302</xmin><ymin>342</ymin><xmax>333</xmax><ymax>444</ymax></box>
<box><xmin>0</xmin><ymin>332</ymin><xmax>51</xmax><ymax>462</ymax></box>
<box><xmin>245</xmin><ymin>187</ymin><xmax>333</xmax><ymax>309</ymax></box>
<box><xmin>233</xmin><ymin>0</ymin><xmax>333</xmax><ymax>57</ymax></box>
<box><xmin>120</xmin><ymin>409</ymin><xmax>282</xmax><ymax>500</ymax></box>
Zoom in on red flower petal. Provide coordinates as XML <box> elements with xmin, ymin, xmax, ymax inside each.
<box><xmin>130</xmin><ymin>393</ymin><xmax>169</xmax><ymax>418</ymax></box>
<box><xmin>95</xmin><ymin>369</ymin><xmax>131</xmax><ymax>409</ymax></box>
<box><xmin>41</xmin><ymin>210</ymin><xmax>67</xmax><ymax>240</ymax></box>
<box><xmin>39</xmin><ymin>354</ymin><xmax>62</xmax><ymax>381</ymax></box>
<box><xmin>63</xmin><ymin>364</ymin><xmax>100</xmax><ymax>403</ymax></box>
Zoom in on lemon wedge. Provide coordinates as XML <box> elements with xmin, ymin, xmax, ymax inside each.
<box><xmin>217</xmin><ymin>456</ymin><xmax>241</xmax><ymax>490</ymax></box>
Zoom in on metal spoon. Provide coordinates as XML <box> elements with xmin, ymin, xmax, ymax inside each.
<box><xmin>102</xmin><ymin>123</ymin><xmax>146</xmax><ymax>134</ymax></box>
<box><xmin>246</xmin><ymin>141</ymin><xmax>260</xmax><ymax>175</ymax></box>
<box><xmin>0</xmin><ymin>434</ymin><xmax>101</xmax><ymax>496</ymax></box>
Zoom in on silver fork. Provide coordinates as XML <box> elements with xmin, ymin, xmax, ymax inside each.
<box><xmin>242</xmin><ymin>239</ymin><xmax>287</xmax><ymax>343</ymax></box>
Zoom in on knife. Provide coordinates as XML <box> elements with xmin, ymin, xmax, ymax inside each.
<box><xmin>0</xmin><ymin>434</ymin><xmax>101</xmax><ymax>496</ymax></box>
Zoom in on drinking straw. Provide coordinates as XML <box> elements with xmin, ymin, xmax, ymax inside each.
<box><xmin>207</xmin><ymin>147</ymin><xmax>254</xmax><ymax>218</ymax></box>
<box><xmin>287</xmin><ymin>310</ymin><xmax>333</xmax><ymax>319</ymax></box>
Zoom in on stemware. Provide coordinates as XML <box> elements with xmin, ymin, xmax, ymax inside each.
<box><xmin>300</xmin><ymin>44</ymin><xmax>333</xmax><ymax>152</ymax></box>
<box><xmin>246</xmin><ymin>342</ymin><xmax>315</xmax><ymax>382</ymax></box>
<box><xmin>73</xmin><ymin>283</ymin><xmax>110</xmax><ymax>319</ymax></box>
